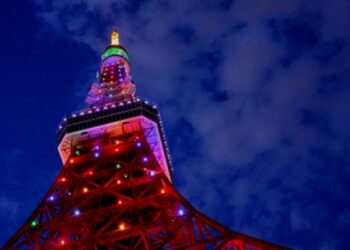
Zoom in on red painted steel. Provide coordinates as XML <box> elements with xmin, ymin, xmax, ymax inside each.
<box><xmin>3</xmin><ymin>120</ymin><xmax>289</xmax><ymax>249</ymax></box>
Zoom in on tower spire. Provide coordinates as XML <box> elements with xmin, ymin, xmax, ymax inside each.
<box><xmin>85</xmin><ymin>30</ymin><xmax>135</xmax><ymax>106</ymax></box>
<box><xmin>111</xmin><ymin>29</ymin><xmax>120</xmax><ymax>45</ymax></box>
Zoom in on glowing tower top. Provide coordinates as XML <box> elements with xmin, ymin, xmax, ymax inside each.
<box><xmin>86</xmin><ymin>30</ymin><xmax>136</xmax><ymax>106</ymax></box>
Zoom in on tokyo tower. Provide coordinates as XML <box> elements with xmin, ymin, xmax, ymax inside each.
<box><xmin>3</xmin><ymin>31</ymin><xmax>290</xmax><ymax>250</ymax></box>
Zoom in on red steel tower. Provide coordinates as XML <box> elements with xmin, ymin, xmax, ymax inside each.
<box><xmin>3</xmin><ymin>31</ymin><xmax>289</xmax><ymax>250</ymax></box>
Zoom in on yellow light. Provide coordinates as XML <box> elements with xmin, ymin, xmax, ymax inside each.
<box><xmin>119</xmin><ymin>223</ymin><xmax>125</xmax><ymax>231</ymax></box>
<box><xmin>83</xmin><ymin>187</ymin><xmax>89</xmax><ymax>193</ymax></box>
<box><xmin>111</xmin><ymin>30</ymin><xmax>120</xmax><ymax>45</ymax></box>
<box><xmin>69</xmin><ymin>159</ymin><xmax>75</xmax><ymax>164</ymax></box>
<box><xmin>161</xmin><ymin>189</ymin><xmax>165</xmax><ymax>194</ymax></box>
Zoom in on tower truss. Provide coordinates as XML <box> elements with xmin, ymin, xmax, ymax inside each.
<box><xmin>3</xmin><ymin>31</ymin><xmax>290</xmax><ymax>250</ymax></box>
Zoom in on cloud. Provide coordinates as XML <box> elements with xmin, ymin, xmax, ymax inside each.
<box><xmin>29</xmin><ymin>0</ymin><xmax>350</xmax><ymax>249</ymax></box>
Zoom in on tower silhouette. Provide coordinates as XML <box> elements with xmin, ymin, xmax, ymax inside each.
<box><xmin>3</xmin><ymin>31</ymin><xmax>289</xmax><ymax>250</ymax></box>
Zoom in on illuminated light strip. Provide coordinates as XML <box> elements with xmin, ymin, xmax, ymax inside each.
<box><xmin>102</xmin><ymin>48</ymin><xmax>129</xmax><ymax>60</ymax></box>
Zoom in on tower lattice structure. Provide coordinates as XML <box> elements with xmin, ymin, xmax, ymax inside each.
<box><xmin>3</xmin><ymin>31</ymin><xmax>290</xmax><ymax>250</ymax></box>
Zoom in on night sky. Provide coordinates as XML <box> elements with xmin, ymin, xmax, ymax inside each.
<box><xmin>1</xmin><ymin>0</ymin><xmax>350</xmax><ymax>249</ymax></box>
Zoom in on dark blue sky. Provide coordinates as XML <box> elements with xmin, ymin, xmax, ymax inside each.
<box><xmin>1</xmin><ymin>0</ymin><xmax>350</xmax><ymax>249</ymax></box>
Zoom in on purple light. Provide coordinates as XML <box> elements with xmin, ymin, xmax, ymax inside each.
<box><xmin>94</xmin><ymin>145</ymin><xmax>100</xmax><ymax>151</ymax></box>
<box><xmin>48</xmin><ymin>195</ymin><xmax>56</xmax><ymax>201</ymax></box>
<box><xmin>178</xmin><ymin>209</ymin><xmax>184</xmax><ymax>216</ymax></box>
<box><xmin>136</xmin><ymin>142</ymin><xmax>142</xmax><ymax>148</ymax></box>
<box><xmin>73</xmin><ymin>209</ymin><xmax>81</xmax><ymax>216</ymax></box>
<box><xmin>142</xmin><ymin>156</ymin><xmax>149</xmax><ymax>163</ymax></box>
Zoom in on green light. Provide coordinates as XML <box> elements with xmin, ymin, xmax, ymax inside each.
<box><xmin>75</xmin><ymin>150</ymin><xmax>80</xmax><ymax>156</ymax></box>
<box><xmin>102</xmin><ymin>47</ymin><xmax>129</xmax><ymax>60</ymax></box>
<box><xmin>115</xmin><ymin>163</ymin><xmax>122</xmax><ymax>169</ymax></box>
<box><xmin>31</xmin><ymin>220</ymin><xmax>38</xmax><ymax>227</ymax></box>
